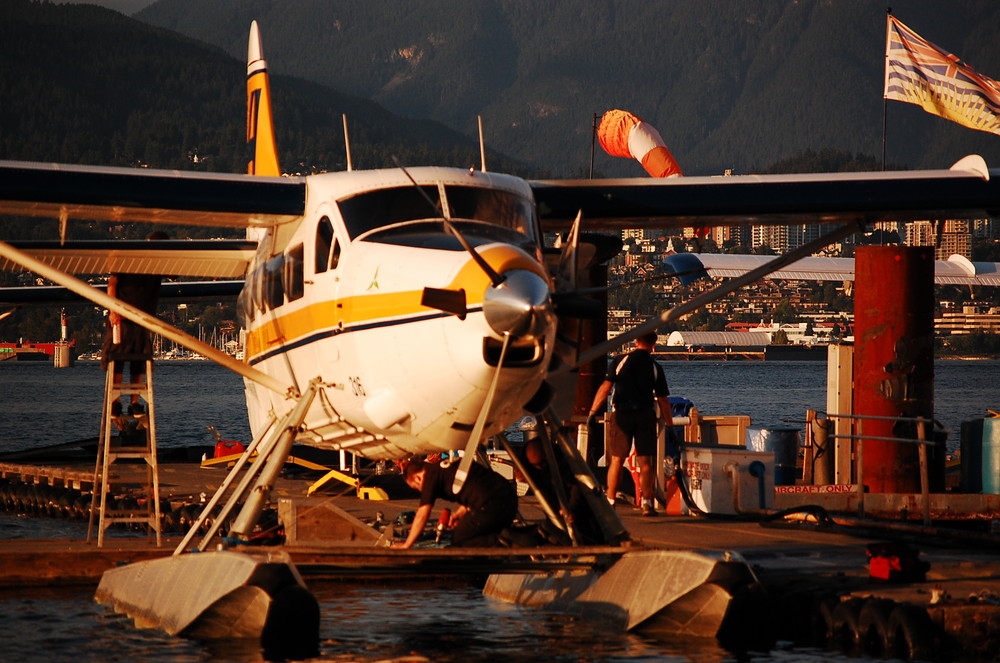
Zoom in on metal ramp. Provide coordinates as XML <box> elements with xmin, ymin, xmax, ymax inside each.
<box><xmin>87</xmin><ymin>359</ymin><xmax>162</xmax><ymax>547</ymax></box>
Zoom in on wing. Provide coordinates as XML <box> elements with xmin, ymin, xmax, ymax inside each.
<box><xmin>0</xmin><ymin>239</ymin><xmax>256</xmax><ymax>278</ymax></box>
<box><xmin>662</xmin><ymin>252</ymin><xmax>1000</xmax><ymax>286</ymax></box>
<box><xmin>532</xmin><ymin>163</ymin><xmax>1000</xmax><ymax>232</ymax></box>
<box><xmin>0</xmin><ymin>280</ymin><xmax>244</xmax><ymax>306</ymax></box>
<box><xmin>0</xmin><ymin>161</ymin><xmax>304</xmax><ymax>229</ymax></box>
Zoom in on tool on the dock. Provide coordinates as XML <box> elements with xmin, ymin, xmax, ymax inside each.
<box><xmin>434</xmin><ymin>508</ymin><xmax>451</xmax><ymax>544</ymax></box>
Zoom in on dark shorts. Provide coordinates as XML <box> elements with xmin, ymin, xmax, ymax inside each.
<box><xmin>608</xmin><ymin>409</ymin><xmax>658</xmax><ymax>458</ymax></box>
<box><xmin>452</xmin><ymin>485</ymin><xmax>518</xmax><ymax>547</ymax></box>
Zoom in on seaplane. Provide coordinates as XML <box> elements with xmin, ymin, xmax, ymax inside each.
<box><xmin>1</xmin><ymin>19</ymin><xmax>1000</xmax><ymax>652</ymax></box>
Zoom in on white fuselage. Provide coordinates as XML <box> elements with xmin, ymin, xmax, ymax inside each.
<box><xmin>239</xmin><ymin>167</ymin><xmax>556</xmax><ymax>459</ymax></box>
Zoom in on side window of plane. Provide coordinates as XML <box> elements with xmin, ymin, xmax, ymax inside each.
<box><xmin>316</xmin><ymin>216</ymin><xmax>334</xmax><ymax>274</ymax></box>
<box><xmin>330</xmin><ymin>238</ymin><xmax>341</xmax><ymax>270</ymax></box>
<box><xmin>286</xmin><ymin>243</ymin><xmax>304</xmax><ymax>301</ymax></box>
<box><xmin>248</xmin><ymin>266</ymin><xmax>264</xmax><ymax>316</ymax></box>
<box><xmin>263</xmin><ymin>254</ymin><xmax>285</xmax><ymax>310</ymax></box>
<box><xmin>237</xmin><ymin>281</ymin><xmax>254</xmax><ymax>325</ymax></box>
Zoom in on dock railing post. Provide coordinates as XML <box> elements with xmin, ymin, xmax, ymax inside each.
<box><xmin>918</xmin><ymin>417</ymin><xmax>931</xmax><ymax>526</ymax></box>
<box><xmin>810</xmin><ymin>410</ymin><xmax>834</xmax><ymax>485</ymax></box>
<box><xmin>855</xmin><ymin>416</ymin><xmax>865</xmax><ymax>520</ymax></box>
<box><xmin>803</xmin><ymin>410</ymin><xmax>815</xmax><ymax>485</ymax></box>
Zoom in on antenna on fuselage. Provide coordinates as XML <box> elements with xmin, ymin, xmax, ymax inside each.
<box><xmin>342</xmin><ymin>114</ymin><xmax>353</xmax><ymax>172</ymax></box>
<box><xmin>478</xmin><ymin>115</ymin><xmax>487</xmax><ymax>172</ymax></box>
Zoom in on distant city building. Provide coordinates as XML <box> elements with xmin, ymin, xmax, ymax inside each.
<box><xmin>971</xmin><ymin>217</ymin><xmax>996</xmax><ymax>240</ymax></box>
<box><xmin>709</xmin><ymin>225</ymin><xmax>752</xmax><ymax>248</ymax></box>
<box><xmin>904</xmin><ymin>219</ymin><xmax>972</xmax><ymax>260</ymax></box>
<box><xmin>787</xmin><ymin>223</ymin><xmax>823</xmax><ymax>251</ymax></box>
<box><xmin>752</xmin><ymin>224</ymin><xmax>788</xmax><ymax>252</ymax></box>
<box><xmin>872</xmin><ymin>221</ymin><xmax>901</xmax><ymax>234</ymax></box>
<box><xmin>936</xmin><ymin>306</ymin><xmax>1000</xmax><ymax>335</ymax></box>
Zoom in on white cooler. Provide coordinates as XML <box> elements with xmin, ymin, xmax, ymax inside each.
<box><xmin>680</xmin><ymin>445</ymin><xmax>775</xmax><ymax>515</ymax></box>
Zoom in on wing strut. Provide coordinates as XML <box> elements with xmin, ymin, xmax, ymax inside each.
<box><xmin>574</xmin><ymin>221</ymin><xmax>866</xmax><ymax>366</ymax></box>
<box><xmin>0</xmin><ymin>240</ymin><xmax>293</xmax><ymax>397</ymax></box>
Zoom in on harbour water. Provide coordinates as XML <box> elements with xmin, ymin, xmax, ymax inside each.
<box><xmin>0</xmin><ymin>582</ymin><xmax>788</xmax><ymax>663</ymax></box>
<box><xmin>0</xmin><ymin>358</ymin><xmax>995</xmax><ymax>662</ymax></box>
<box><xmin>1</xmin><ymin>358</ymin><xmax>993</xmax><ymax>454</ymax></box>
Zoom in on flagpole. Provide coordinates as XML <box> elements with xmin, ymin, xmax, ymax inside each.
<box><xmin>882</xmin><ymin>7</ymin><xmax>891</xmax><ymax>171</ymax></box>
<box><xmin>590</xmin><ymin>112</ymin><xmax>598</xmax><ymax>179</ymax></box>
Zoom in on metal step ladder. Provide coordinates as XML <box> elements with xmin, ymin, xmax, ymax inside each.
<box><xmin>87</xmin><ymin>359</ymin><xmax>162</xmax><ymax>547</ymax></box>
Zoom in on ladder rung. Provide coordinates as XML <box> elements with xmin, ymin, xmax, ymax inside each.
<box><xmin>100</xmin><ymin>516</ymin><xmax>158</xmax><ymax>526</ymax></box>
<box><xmin>107</xmin><ymin>450</ymin><xmax>153</xmax><ymax>458</ymax></box>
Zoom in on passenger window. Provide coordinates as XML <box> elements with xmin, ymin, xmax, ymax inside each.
<box><xmin>286</xmin><ymin>244</ymin><xmax>304</xmax><ymax>301</ymax></box>
<box><xmin>330</xmin><ymin>239</ymin><xmax>341</xmax><ymax>270</ymax></box>
<box><xmin>237</xmin><ymin>278</ymin><xmax>254</xmax><ymax>325</ymax></box>
<box><xmin>316</xmin><ymin>216</ymin><xmax>334</xmax><ymax>274</ymax></box>
<box><xmin>263</xmin><ymin>255</ymin><xmax>285</xmax><ymax>310</ymax></box>
<box><xmin>248</xmin><ymin>266</ymin><xmax>264</xmax><ymax>315</ymax></box>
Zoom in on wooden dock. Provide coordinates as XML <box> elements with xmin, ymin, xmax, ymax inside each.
<box><xmin>1</xmin><ymin>460</ymin><xmax>998</xmax><ymax>659</ymax></box>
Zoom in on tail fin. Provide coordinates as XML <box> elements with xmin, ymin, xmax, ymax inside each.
<box><xmin>247</xmin><ymin>21</ymin><xmax>281</xmax><ymax>176</ymax></box>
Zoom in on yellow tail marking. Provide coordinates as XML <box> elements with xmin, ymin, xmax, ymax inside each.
<box><xmin>247</xmin><ymin>22</ymin><xmax>281</xmax><ymax>176</ymax></box>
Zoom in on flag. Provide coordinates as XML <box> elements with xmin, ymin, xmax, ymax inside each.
<box><xmin>884</xmin><ymin>15</ymin><xmax>1000</xmax><ymax>136</ymax></box>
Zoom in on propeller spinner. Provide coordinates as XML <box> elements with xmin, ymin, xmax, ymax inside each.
<box><xmin>482</xmin><ymin>269</ymin><xmax>554</xmax><ymax>340</ymax></box>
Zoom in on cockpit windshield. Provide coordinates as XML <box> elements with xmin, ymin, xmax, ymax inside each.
<box><xmin>337</xmin><ymin>184</ymin><xmax>536</xmax><ymax>241</ymax></box>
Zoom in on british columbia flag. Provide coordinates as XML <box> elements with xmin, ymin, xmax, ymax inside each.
<box><xmin>884</xmin><ymin>15</ymin><xmax>1000</xmax><ymax>136</ymax></box>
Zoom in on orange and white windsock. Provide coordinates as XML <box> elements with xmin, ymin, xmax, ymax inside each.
<box><xmin>597</xmin><ymin>109</ymin><xmax>682</xmax><ymax>179</ymax></box>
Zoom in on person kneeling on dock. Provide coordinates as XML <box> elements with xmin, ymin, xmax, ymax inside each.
<box><xmin>392</xmin><ymin>458</ymin><xmax>517</xmax><ymax>549</ymax></box>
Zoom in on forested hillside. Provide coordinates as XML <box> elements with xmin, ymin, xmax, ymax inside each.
<box><xmin>135</xmin><ymin>0</ymin><xmax>1000</xmax><ymax>176</ymax></box>
<box><xmin>0</xmin><ymin>1</ymin><xmax>513</xmax><ymax>178</ymax></box>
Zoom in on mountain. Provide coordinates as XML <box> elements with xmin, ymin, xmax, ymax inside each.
<box><xmin>53</xmin><ymin>0</ymin><xmax>156</xmax><ymax>15</ymax></box>
<box><xmin>134</xmin><ymin>0</ymin><xmax>1000</xmax><ymax>177</ymax></box>
<box><xmin>0</xmin><ymin>0</ymin><xmax>514</xmax><ymax>176</ymax></box>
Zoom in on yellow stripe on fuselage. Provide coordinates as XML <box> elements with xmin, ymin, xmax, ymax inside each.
<box><xmin>244</xmin><ymin>245</ymin><xmax>548</xmax><ymax>360</ymax></box>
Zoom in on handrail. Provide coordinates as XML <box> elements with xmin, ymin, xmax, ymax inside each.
<box><xmin>819</xmin><ymin>412</ymin><xmax>935</xmax><ymax>525</ymax></box>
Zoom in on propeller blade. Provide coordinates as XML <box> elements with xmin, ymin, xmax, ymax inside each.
<box><xmin>452</xmin><ymin>331</ymin><xmax>511</xmax><ymax>494</ymax></box>
<box><xmin>442</xmin><ymin>217</ymin><xmax>506</xmax><ymax>287</ymax></box>
<box><xmin>566</xmin><ymin>221</ymin><xmax>863</xmax><ymax>369</ymax></box>
<box><xmin>393</xmin><ymin>156</ymin><xmax>505</xmax><ymax>287</ymax></box>
<box><xmin>421</xmin><ymin>287</ymin><xmax>467</xmax><ymax>319</ymax></box>
<box><xmin>554</xmin><ymin>211</ymin><xmax>583</xmax><ymax>292</ymax></box>
<box><xmin>550</xmin><ymin>292</ymin><xmax>605</xmax><ymax>319</ymax></box>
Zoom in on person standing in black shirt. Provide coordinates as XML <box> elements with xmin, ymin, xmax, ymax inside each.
<box><xmin>392</xmin><ymin>458</ymin><xmax>517</xmax><ymax>548</ymax></box>
<box><xmin>588</xmin><ymin>332</ymin><xmax>671</xmax><ymax>516</ymax></box>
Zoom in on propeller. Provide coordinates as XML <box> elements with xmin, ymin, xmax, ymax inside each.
<box><xmin>482</xmin><ymin>269</ymin><xmax>553</xmax><ymax>339</ymax></box>
<box><xmin>451</xmin><ymin>331</ymin><xmax>511</xmax><ymax>494</ymax></box>
<box><xmin>551</xmin><ymin>263</ymin><xmax>712</xmax><ymax>315</ymax></box>
<box><xmin>565</xmin><ymin>221</ymin><xmax>865</xmax><ymax>370</ymax></box>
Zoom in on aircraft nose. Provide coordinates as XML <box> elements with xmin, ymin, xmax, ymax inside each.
<box><xmin>482</xmin><ymin>269</ymin><xmax>554</xmax><ymax>340</ymax></box>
